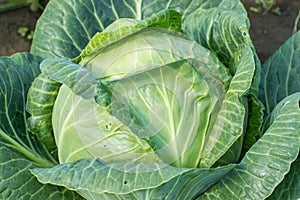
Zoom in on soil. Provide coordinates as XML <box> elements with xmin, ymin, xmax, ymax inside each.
<box><xmin>0</xmin><ymin>0</ymin><xmax>42</xmax><ymax>56</ymax></box>
<box><xmin>241</xmin><ymin>0</ymin><xmax>300</xmax><ymax>62</ymax></box>
<box><xmin>0</xmin><ymin>0</ymin><xmax>300</xmax><ymax>63</ymax></box>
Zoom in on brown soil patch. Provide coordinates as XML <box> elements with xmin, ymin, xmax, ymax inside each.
<box><xmin>0</xmin><ymin>3</ymin><xmax>41</xmax><ymax>55</ymax></box>
<box><xmin>241</xmin><ymin>0</ymin><xmax>300</xmax><ymax>62</ymax></box>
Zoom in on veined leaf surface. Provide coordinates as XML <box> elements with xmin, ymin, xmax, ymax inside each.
<box><xmin>32</xmin><ymin>158</ymin><xmax>236</xmax><ymax>199</ymax></box>
<box><xmin>0</xmin><ymin>53</ymin><xmax>83</xmax><ymax>199</ymax></box>
<box><xmin>259</xmin><ymin>31</ymin><xmax>300</xmax><ymax>114</ymax></box>
<box><xmin>53</xmin><ymin>85</ymin><xmax>162</xmax><ymax>164</ymax></box>
<box><xmin>198</xmin><ymin>93</ymin><xmax>300</xmax><ymax>200</ymax></box>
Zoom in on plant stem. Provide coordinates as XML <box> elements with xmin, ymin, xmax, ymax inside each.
<box><xmin>0</xmin><ymin>129</ymin><xmax>56</xmax><ymax>168</ymax></box>
<box><xmin>29</xmin><ymin>0</ymin><xmax>43</xmax><ymax>11</ymax></box>
<box><xmin>0</xmin><ymin>2</ymin><xmax>26</xmax><ymax>13</ymax></box>
<box><xmin>293</xmin><ymin>10</ymin><xmax>300</xmax><ymax>35</ymax></box>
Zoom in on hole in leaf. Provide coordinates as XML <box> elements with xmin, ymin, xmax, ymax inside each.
<box><xmin>124</xmin><ymin>181</ymin><xmax>128</xmax><ymax>185</ymax></box>
<box><xmin>105</xmin><ymin>122</ymin><xmax>113</xmax><ymax>130</ymax></box>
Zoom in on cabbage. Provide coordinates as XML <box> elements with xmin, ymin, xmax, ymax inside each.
<box><xmin>0</xmin><ymin>0</ymin><xmax>299</xmax><ymax>199</ymax></box>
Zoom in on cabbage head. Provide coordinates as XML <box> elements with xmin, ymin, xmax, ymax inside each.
<box><xmin>27</xmin><ymin>6</ymin><xmax>260</xmax><ymax>199</ymax></box>
<box><xmin>35</xmin><ymin>9</ymin><xmax>255</xmax><ymax>169</ymax></box>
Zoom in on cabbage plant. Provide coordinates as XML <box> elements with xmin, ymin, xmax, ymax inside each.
<box><xmin>0</xmin><ymin>0</ymin><xmax>299</xmax><ymax>199</ymax></box>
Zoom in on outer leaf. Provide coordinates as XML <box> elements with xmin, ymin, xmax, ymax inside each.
<box><xmin>149</xmin><ymin>164</ymin><xmax>235</xmax><ymax>200</ymax></box>
<box><xmin>40</xmin><ymin>58</ymin><xmax>99</xmax><ymax>99</ymax></box>
<box><xmin>31</xmin><ymin>0</ymin><xmax>112</xmax><ymax>59</ymax></box>
<box><xmin>31</xmin><ymin>158</ymin><xmax>235</xmax><ymax>199</ymax></box>
<box><xmin>0</xmin><ymin>145</ymin><xmax>84</xmax><ymax>200</ymax></box>
<box><xmin>0</xmin><ymin>53</ymin><xmax>82</xmax><ymax>199</ymax></box>
<box><xmin>257</xmin><ymin>31</ymin><xmax>300</xmax><ymax>200</ymax></box>
<box><xmin>198</xmin><ymin>93</ymin><xmax>300</xmax><ymax>200</ymax></box>
<box><xmin>182</xmin><ymin>0</ymin><xmax>251</xmax><ymax>71</ymax></box>
<box><xmin>242</xmin><ymin>94</ymin><xmax>264</xmax><ymax>155</ymax></box>
<box><xmin>259</xmin><ymin>31</ymin><xmax>300</xmax><ymax>114</ymax></box>
<box><xmin>182</xmin><ymin>0</ymin><xmax>264</xmax><ymax>155</ymax></box>
<box><xmin>0</xmin><ymin>53</ymin><xmax>53</xmax><ymax>166</ymax></box>
<box><xmin>32</xmin><ymin>159</ymin><xmax>189</xmax><ymax>194</ymax></box>
<box><xmin>267</xmin><ymin>158</ymin><xmax>300</xmax><ymax>200</ymax></box>
<box><xmin>0</xmin><ymin>53</ymin><xmax>41</xmax><ymax>141</ymax></box>
<box><xmin>199</xmin><ymin>45</ymin><xmax>256</xmax><ymax>167</ymax></box>
<box><xmin>26</xmin><ymin>74</ymin><xmax>61</xmax><ymax>154</ymax></box>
